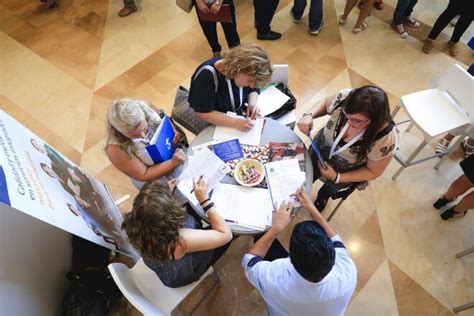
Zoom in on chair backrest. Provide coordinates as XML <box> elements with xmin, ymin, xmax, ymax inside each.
<box><xmin>270</xmin><ymin>64</ymin><xmax>289</xmax><ymax>86</ymax></box>
<box><xmin>108</xmin><ymin>259</ymin><xmax>213</xmax><ymax>316</ymax></box>
<box><xmin>437</xmin><ymin>64</ymin><xmax>474</xmax><ymax>118</ymax></box>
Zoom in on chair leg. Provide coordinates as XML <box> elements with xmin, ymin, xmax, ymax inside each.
<box><xmin>406</xmin><ymin>121</ymin><xmax>415</xmax><ymax>132</ymax></box>
<box><xmin>453</xmin><ymin>302</ymin><xmax>474</xmax><ymax>313</ymax></box>
<box><xmin>391</xmin><ymin>104</ymin><xmax>402</xmax><ymax>117</ymax></box>
<box><xmin>434</xmin><ymin>135</ymin><xmax>465</xmax><ymax>170</ymax></box>
<box><xmin>455</xmin><ymin>246</ymin><xmax>474</xmax><ymax>258</ymax></box>
<box><xmin>327</xmin><ymin>198</ymin><xmax>345</xmax><ymax>222</ymax></box>
<box><xmin>392</xmin><ymin>140</ymin><xmax>428</xmax><ymax>180</ymax></box>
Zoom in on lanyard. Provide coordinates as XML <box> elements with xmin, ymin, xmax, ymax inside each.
<box><xmin>226</xmin><ymin>79</ymin><xmax>243</xmax><ymax>112</ymax></box>
<box><xmin>329</xmin><ymin>123</ymin><xmax>364</xmax><ymax>159</ymax></box>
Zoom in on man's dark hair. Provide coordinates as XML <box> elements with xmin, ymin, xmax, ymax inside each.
<box><xmin>289</xmin><ymin>221</ymin><xmax>335</xmax><ymax>282</ymax></box>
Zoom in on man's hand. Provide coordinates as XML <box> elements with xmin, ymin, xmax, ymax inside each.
<box><xmin>271</xmin><ymin>202</ymin><xmax>294</xmax><ymax>234</ymax></box>
<box><xmin>246</xmin><ymin>104</ymin><xmax>260</xmax><ymax>120</ymax></box>
<box><xmin>291</xmin><ymin>188</ymin><xmax>316</xmax><ymax>213</ymax></box>
<box><xmin>193</xmin><ymin>177</ymin><xmax>209</xmax><ymax>204</ymax></box>
<box><xmin>210</xmin><ymin>0</ymin><xmax>222</xmax><ymax>13</ymax></box>
<box><xmin>171</xmin><ymin>149</ymin><xmax>185</xmax><ymax>166</ymax></box>
<box><xmin>296</xmin><ymin>115</ymin><xmax>313</xmax><ymax>136</ymax></box>
<box><xmin>234</xmin><ymin>117</ymin><xmax>255</xmax><ymax>131</ymax></box>
<box><xmin>319</xmin><ymin>162</ymin><xmax>337</xmax><ymax>182</ymax></box>
<box><xmin>196</xmin><ymin>0</ymin><xmax>210</xmax><ymax>13</ymax></box>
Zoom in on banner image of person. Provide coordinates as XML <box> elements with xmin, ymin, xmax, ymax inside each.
<box><xmin>0</xmin><ymin>110</ymin><xmax>136</xmax><ymax>257</ymax></box>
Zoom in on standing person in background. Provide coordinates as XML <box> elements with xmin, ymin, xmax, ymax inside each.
<box><xmin>422</xmin><ymin>0</ymin><xmax>473</xmax><ymax>57</ymax></box>
<box><xmin>118</xmin><ymin>0</ymin><xmax>137</xmax><ymax>17</ymax></box>
<box><xmin>242</xmin><ymin>190</ymin><xmax>357</xmax><ymax>316</ymax></box>
<box><xmin>195</xmin><ymin>0</ymin><xmax>240</xmax><ymax>58</ymax></box>
<box><xmin>290</xmin><ymin>0</ymin><xmax>324</xmax><ymax>35</ymax></box>
<box><xmin>338</xmin><ymin>0</ymin><xmax>374</xmax><ymax>33</ymax></box>
<box><xmin>254</xmin><ymin>0</ymin><xmax>282</xmax><ymax>40</ymax></box>
<box><xmin>390</xmin><ymin>0</ymin><xmax>420</xmax><ymax>38</ymax></box>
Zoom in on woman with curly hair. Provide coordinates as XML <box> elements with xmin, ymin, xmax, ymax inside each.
<box><xmin>122</xmin><ymin>178</ymin><xmax>232</xmax><ymax>287</ymax></box>
<box><xmin>297</xmin><ymin>86</ymin><xmax>400</xmax><ymax>211</ymax></box>
<box><xmin>189</xmin><ymin>43</ymin><xmax>273</xmax><ymax>131</ymax></box>
<box><xmin>105</xmin><ymin>98</ymin><xmax>186</xmax><ymax>189</ymax></box>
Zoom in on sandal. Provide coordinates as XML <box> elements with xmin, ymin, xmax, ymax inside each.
<box><xmin>422</xmin><ymin>39</ymin><xmax>434</xmax><ymax>54</ymax></box>
<box><xmin>433</xmin><ymin>196</ymin><xmax>454</xmax><ymax>209</ymax></box>
<box><xmin>339</xmin><ymin>14</ymin><xmax>347</xmax><ymax>25</ymax></box>
<box><xmin>440</xmin><ymin>207</ymin><xmax>467</xmax><ymax>220</ymax></box>
<box><xmin>353</xmin><ymin>21</ymin><xmax>367</xmax><ymax>33</ymax></box>
<box><xmin>435</xmin><ymin>137</ymin><xmax>450</xmax><ymax>155</ymax></box>
<box><xmin>461</xmin><ymin>137</ymin><xmax>474</xmax><ymax>158</ymax></box>
<box><xmin>448</xmin><ymin>41</ymin><xmax>459</xmax><ymax>57</ymax></box>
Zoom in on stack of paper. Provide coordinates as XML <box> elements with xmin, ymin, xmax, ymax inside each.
<box><xmin>177</xmin><ymin>147</ymin><xmax>229</xmax><ymax>206</ymax></box>
<box><xmin>211</xmin><ymin>183</ymin><xmax>273</xmax><ymax>230</ymax></box>
<box><xmin>265</xmin><ymin>158</ymin><xmax>306</xmax><ymax>207</ymax></box>
<box><xmin>213</xmin><ymin>112</ymin><xmax>264</xmax><ymax>146</ymax></box>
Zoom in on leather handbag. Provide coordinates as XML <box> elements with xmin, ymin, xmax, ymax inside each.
<box><xmin>265</xmin><ymin>83</ymin><xmax>297</xmax><ymax>120</ymax></box>
<box><xmin>171</xmin><ymin>65</ymin><xmax>218</xmax><ymax>135</ymax></box>
<box><xmin>176</xmin><ymin>0</ymin><xmax>193</xmax><ymax>13</ymax></box>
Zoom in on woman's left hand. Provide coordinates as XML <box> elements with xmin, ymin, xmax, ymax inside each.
<box><xmin>318</xmin><ymin>161</ymin><xmax>337</xmax><ymax>182</ymax></box>
<box><xmin>246</xmin><ymin>104</ymin><xmax>260</xmax><ymax>120</ymax></box>
<box><xmin>172</xmin><ymin>131</ymin><xmax>182</xmax><ymax>146</ymax></box>
<box><xmin>211</xmin><ymin>0</ymin><xmax>222</xmax><ymax>13</ymax></box>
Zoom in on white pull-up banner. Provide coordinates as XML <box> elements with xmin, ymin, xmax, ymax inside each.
<box><xmin>0</xmin><ymin>110</ymin><xmax>136</xmax><ymax>257</ymax></box>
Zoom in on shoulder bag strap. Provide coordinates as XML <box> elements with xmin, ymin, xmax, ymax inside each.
<box><xmin>194</xmin><ymin>65</ymin><xmax>218</xmax><ymax>93</ymax></box>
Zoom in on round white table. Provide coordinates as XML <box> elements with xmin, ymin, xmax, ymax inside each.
<box><xmin>187</xmin><ymin>118</ymin><xmax>313</xmax><ymax>235</ymax></box>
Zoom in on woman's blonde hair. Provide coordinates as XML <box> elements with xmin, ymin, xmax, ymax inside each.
<box><xmin>105</xmin><ymin>98</ymin><xmax>159</xmax><ymax>157</ymax></box>
<box><xmin>222</xmin><ymin>44</ymin><xmax>273</xmax><ymax>88</ymax></box>
<box><xmin>122</xmin><ymin>179</ymin><xmax>187</xmax><ymax>262</ymax></box>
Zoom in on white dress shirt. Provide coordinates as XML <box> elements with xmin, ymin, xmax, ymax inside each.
<box><xmin>242</xmin><ymin>234</ymin><xmax>357</xmax><ymax>316</ymax></box>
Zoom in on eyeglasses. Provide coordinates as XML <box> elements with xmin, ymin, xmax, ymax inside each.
<box><xmin>342</xmin><ymin>109</ymin><xmax>370</xmax><ymax>126</ymax></box>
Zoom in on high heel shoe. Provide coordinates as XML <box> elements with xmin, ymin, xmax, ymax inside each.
<box><xmin>433</xmin><ymin>196</ymin><xmax>454</xmax><ymax>209</ymax></box>
<box><xmin>440</xmin><ymin>207</ymin><xmax>467</xmax><ymax>220</ymax></box>
<box><xmin>314</xmin><ymin>197</ymin><xmax>329</xmax><ymax>212</ymax></box>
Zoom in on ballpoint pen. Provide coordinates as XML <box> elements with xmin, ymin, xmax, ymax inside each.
<box><xmin>190</xmin><ymin>175</ymin><xmax>203</xmax><ymax>194</ymax></box>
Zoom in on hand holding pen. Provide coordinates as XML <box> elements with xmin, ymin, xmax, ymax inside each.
<box><xmin>245</xmin><ymin>103</ymin><xmax>260</xmax><ymax>120</ymax></box>
<box><xmin>192</xmin><ymin>176</ymin><xmax>209</xmax><ymax>204</ymax></box>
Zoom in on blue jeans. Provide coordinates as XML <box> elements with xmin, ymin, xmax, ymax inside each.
<box><xmin>393</xmin><ymin>0</ymin><xmax>418</xmax><ymax>25</ymax></box>
<box><xmin>291</xmin><ymin>0</ymin><xmax>323</xmax><ymax>30</ymax></box>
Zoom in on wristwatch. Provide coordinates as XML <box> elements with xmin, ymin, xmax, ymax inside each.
<box><xmin>302</xmin><ymin>112</ymin><xmax>313</xmax><ymax>118</ymax></box>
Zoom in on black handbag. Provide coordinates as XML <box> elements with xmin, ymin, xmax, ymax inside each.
<box><xmin>264</xmin><ymin>83</ymin><xmax>297</xmax><ymax>120</ymax></box>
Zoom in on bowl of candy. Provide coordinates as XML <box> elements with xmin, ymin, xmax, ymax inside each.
<box><xmin>234</xmin><ymin>159</ymin><xmax>265</xmax><ymax>187</ymax></box>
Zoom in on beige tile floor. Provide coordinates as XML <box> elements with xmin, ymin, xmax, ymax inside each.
<box><xmin>0</xmin><ymin>0</ymin><xmax>473</xmax><ymax>314</ymax></box>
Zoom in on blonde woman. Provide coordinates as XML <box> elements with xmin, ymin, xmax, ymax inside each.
<box><xmin>105</xmin><ymin>98</ymin><xmax>186</xmax><ymax>189</ymax></box>
<box><xmin>189</xmin><ymin>44</ymin><xmax>273</xmax><ymax>131</ymax></box>
<box><xmin>122</xmin><ymin>178</ymin><xmax>233</xmax><ymax>287</ymax></box>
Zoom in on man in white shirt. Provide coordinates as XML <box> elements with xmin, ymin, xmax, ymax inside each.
<box><xmin>242</xmin><ymin>190</ymin><xmax>357</xmax><ymax>316</ymax></box>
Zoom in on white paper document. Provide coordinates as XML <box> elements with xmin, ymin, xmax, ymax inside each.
<box><xmin>213</xmin><ymin>112</ymin><xmax>264</xmax><ymax>146</ymax></box>
<box><xmin>211</xmin><ymin>183</ymin><xmax>274</xmax><ymax>230</ymax></box>
<box><xmin>265</xmin><ymin>159</ymin><xmax>306</xmax><ymax>208</ymax></box>
<box><xmin>257</xmin><ymin>85</ymin><xmax>291</xmax><ymax>116</ymax></box>
<box><xmin>177</xmin><ymin>147</ymin><xmax>229</xmax><ymax>206</ymax></box>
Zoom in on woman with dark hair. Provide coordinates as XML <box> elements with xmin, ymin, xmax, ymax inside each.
<box><xmin>122</xmin><ymin>178</ymin><xmax>233</xmax><ymax>288</ymax></box>
<box><xmin>296</xmin><ymin>86</ymin><xmax>400</xmax><ymax>211</ymax></box>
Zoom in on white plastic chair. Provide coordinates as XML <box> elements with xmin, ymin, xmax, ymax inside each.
<box><xmin>391</xmin><ymin>64</ymin><xmax>474</xmax><ymax>180</ymax></box>
<box><xmin>108</xmin><ymin>259</ymin><xmax>218</xmax><ymax>315</ymax></box>
<box><xmin>270</xmin><ymin>64</ymin><xmax>297</xmax><ymax>127</ymax></box>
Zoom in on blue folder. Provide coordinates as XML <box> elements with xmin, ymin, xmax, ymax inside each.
<box><xmin>146</xmin><ymin>116</ymin><xmax>176</xmax><ymax>164</ymax></box>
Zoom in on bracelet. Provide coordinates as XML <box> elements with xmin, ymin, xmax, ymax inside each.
<box><xmin>199</xmin><ymin>198</ymin><xmax>210</xmax><ymax>206</ymax></box>
<box><xmin>335</xmin><ymin>173</ymin><xmax>341</xmax><ymax>184</ymax></box>
<box><xmin>303</xmin><ymin>112</ymin><xmax>313</xmax><ymax>118</ymax></box>
<box><xmin>203</xmin><ymin>202</ymin><xmax>215</xmax><ymax>213</ymax></box>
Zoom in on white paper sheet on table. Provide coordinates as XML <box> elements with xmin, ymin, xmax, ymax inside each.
<box><xmin>211</xmin><ymin>183</ymin><xmax>273</xmax><ymax>230</ymax></box>
<box><xmin>213</xmin><ymin>112</ymin><xmax>264</xmax><ymax>146</ymax></box>
<box><xmin>265</xmin><ymin>158</ymin><xmax>306</xmax><ymax>208</ymax></box>
<box><xmin>177</xmin><ymin>147</ymin><xmax>229</xmax><ymax>206</ymax></box>
<box><xmin>257</xmin><ymin>85</ymin><xmax>291</xmax><ymax>116</ymax></box>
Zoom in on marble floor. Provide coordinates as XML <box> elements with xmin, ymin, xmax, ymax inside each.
<box><xmin>1</xmin><ymin>0</ymin><xmax>473</xmax><ymax>315</ymax></box>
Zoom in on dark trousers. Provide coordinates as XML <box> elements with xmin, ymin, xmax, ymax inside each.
<box><xmin>427</xmin><ymin>0</ymin><xmax>473</xmax><ymax>43</ymax></box>
<box><xmin>392</xmin><ymin>0</ymin><xmax>418</xmax><ymax>25</ymax></box>
<box><xmin>254</xmin><ymin>234</ymin><xmax>289</xmax><ymax>261</ymax></box>
<box><xmin>196</xmin><ymin>0</ymin><xmax>240</xmax><ymax>53</ymax></box>
<box><xmin>254</xmin><ymin>0</ymin><xmax>280</xmax><ymax>35</ymax></box>
<box><xmin>291</xmin><ymin>0</ymin><xmax>323</xmax><ymax>30</ymax></box>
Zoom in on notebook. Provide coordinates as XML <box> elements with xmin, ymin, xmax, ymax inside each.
<box><xmin>196</xmin><ymin>4</ymin><xmax>232</xmax><ymax>23</ymax></box>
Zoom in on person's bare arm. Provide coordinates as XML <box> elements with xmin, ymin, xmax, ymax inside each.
<box><xmin>296</xmin><ymin>95</ymin><xmax>335</xmax><ymax>135</ymax></box>
<box><xmin>246</xmin><ymin>91</ymin><xmax>260</xmax><ymax>120</ymax></box>
<box><xmin>195</xmin><ymin>111</ymin><xmax>254</xmax><ymax>131</ymax></box>
<box><xmin>106</xmin><ymin>145</ymin><xmax>185</xmax><ymax>182</ymax></box>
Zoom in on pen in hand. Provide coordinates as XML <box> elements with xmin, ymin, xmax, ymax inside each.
<box><xmin>190</xmin><ymin>175</ymin><xmax>203</xmax><ymax>194</ymax></box>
